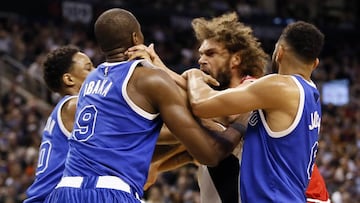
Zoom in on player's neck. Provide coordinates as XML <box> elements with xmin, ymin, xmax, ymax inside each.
<box><xmin>105</xmin><ymin>47</ymin><xmax>128</xmax><ymax>63</ymax></box>
<box><xmin>230</xmin><ymin>75</ymin><xmax>248</xmax><ymax>88</ymax></box>
<box><xmin>62</xmin><ymin>88</ymin><xmax>79</xmax><ymax>97</ymax></box>
<box><xmin>279</xmin><ymin>65</ymin><xmax>312</xmax><ymax>81</ymax></box>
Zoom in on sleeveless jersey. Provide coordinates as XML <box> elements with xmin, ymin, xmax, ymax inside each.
<box><xmin>240</xmin><ymin>75</ymin><xmax>321</xmax><ymax>203</ymax></box>
<box><xmin>25</xmin><ymin>95</ymin><xmax>76</xmax><ymax>203</ymax></box>
<box><xmin>63</xmin><ymin>60</ymin><xmax>163</xmax><ymax>198</ymax></box>
<box><xmin>197</xmin><ymin>76</ymin><xmax>255</xmax><ymax>203</ymax></box>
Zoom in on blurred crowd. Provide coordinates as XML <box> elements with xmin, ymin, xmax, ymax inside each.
<box><xmin>0</xmin><ymin>0</ymin><xmax>359</xmax><ymax>202</ymax></box>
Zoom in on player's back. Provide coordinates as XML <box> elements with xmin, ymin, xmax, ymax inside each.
<box><xmin>63</xmin><ymin>60</ymin><xmax>163</xmax><ymax>197</ymax></box>
<box><xmin>25</xmin><ymin>95</ymin><xmax>76</xmax><ymax>203</ymax></box>
<box><xmin>240</xmin><ymin>75</ymin><xmax>321</xmax><ymax>202</ymax></box>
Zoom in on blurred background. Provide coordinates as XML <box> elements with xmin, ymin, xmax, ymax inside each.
<box><xmin>0</xmin><ymin>0</ymin><xmax>359</xmax><ymax>202</ymax></box>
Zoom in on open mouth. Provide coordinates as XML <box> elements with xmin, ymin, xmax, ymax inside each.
<box><xmin>200</xmin><ymin>67</ymin><xmax>211</xmax><ymax>75</ymax></box>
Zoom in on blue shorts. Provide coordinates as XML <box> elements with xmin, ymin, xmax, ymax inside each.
<box><xmin>45</xmin><ymin>176</ymin><xmax>142</xmax><ymax>203</ymax></box>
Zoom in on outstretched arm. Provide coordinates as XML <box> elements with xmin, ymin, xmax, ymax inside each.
<box><xmin>138</xmin><ymin>68</ymin><xmax>242</xmax><ymax>166</ymax></box>
<box><xmin>146</xmin><ymin>117</ymin><xmax>246</xmax><ymax>190</ymax></box>
<box><xmin>184</xmin><ymin>69</ymin><xmax>291</xmax><ymax>118</ymax></box>
<box><xmin>127</xmin><ymin>43</ymin><xmax>187</xmax><ymax>89</ymax></box>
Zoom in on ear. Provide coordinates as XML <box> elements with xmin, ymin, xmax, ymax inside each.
<box><xmin>276</xmin><ymin>45</ymin><xmax>284</xmax><ymax>62</ymax></box>
<box><xmin>312</xmin><ymin>58</ymin><xmax>319</xmax><ymax>70</ymax></box>
<box><xmin>63</xmin><ymin>73</ymin><xmax>74</xmax><ymax>87</ymax></box>
<box><xmin>132</xmin><ymin>32</ymin><xmax>139</xmax><ymax>45</ymax></box>
<box><xmin>230</xmin><ymin>53</ymin><xmax>241</xmax><ymax>69</ymax></box>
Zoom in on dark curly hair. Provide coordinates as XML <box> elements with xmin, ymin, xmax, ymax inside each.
<box><xmin>191</xmin><ymin>12</ymin><xmax>269</xmax><ymax>78</ymax></box>
<box><xmin>43</xmin><ymin>45</ymin><xmax>80</xmax><ymax>92</ymax></box>
<box><xmin>280</xmin><ymin>21</ymin><xmax>324</xmax><ymax>63</ymax></box>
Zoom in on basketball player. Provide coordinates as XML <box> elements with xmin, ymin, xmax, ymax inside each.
<box><xmin>184</xmin><ymin>21</ymin><xmax>325</xmax><ymax>202</ymax></box>
<box><xmin>129</xmin><ymin>13</ymin><xmax>268</xmax><ymax>203</ymax></box>
<box><xmin>44</xmin><ymin>8</ymin><xmax>244</xmax><ymax>203</ymax></box>
<box><xmin>24</xmin><ymin>45</ymin><xmax>95</xmax><ymax>203</ymax></box>
<box><xmin>190</xmin><ymin>13</ymin><xmax>266</xmax><ymax>203</ymax></box>
<box><xmin>128</xmin><ymin>14</ymin><xmax>330</xmax><ymax>203</ymax></box>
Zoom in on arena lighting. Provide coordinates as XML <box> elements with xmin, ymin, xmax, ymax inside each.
<box><xmin>273</xmin><ymin>17</ymin><xmax>282</xmax><ymax>25</ymax></box>
<box><xmin>272</xmin><ymin>17</ymin><xmax>296</xmax><ymax>25</ymax></box>
<box><xmin>321</xmin><ymin>79</ymin><xmax>350</xmax><ymax>106</ymax></box>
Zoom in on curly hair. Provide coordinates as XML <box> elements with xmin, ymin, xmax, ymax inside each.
<box><xmin>280</xmin><ymin>21</ymin><xmax>324</xmax><ymax>63</ymax></box>
<box><xmin>191</xmin><ymin>12</ymin><xmax>269</xmax><ymax>78</ymax></box>
<box><xmin>43</xmin><ymin>45</ymin><xmax>80</xmax><ymax>92</ymax></box>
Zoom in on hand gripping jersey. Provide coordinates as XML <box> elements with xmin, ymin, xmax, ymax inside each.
<box><xmin>197</xmin><ymin>76</ymin><xmax>254</xmax><ymax>203</ymax></box>
<box><xmin>54</xmin><ymin>60</ymin><xmax>162</xmax><ymax>202</ymax></box>
<box><xmin>240</xmin><ymin>75</ymin><xmax>321</xmax><ymax>203</ymax></box>
<box><xmin>25</xmin><ymin>95</ymin><xmax>76</xmax><ymax>203</ymax></box>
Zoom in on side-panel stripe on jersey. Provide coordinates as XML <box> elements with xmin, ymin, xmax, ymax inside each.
<box><xmin>121</xmin><ymin>60</ymin><xmax>159</xmax><ymax>120</ymax></box>
<box><xmin>56</xmin><ymin>95</ymin><xmax>77</xmax><ymax>138</ymax></box>
<box><xmin>258</xmin><ymin>76</ymin><xmax>305</xmax><ymax>138</ymax></box>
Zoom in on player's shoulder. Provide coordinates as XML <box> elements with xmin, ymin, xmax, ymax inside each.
<box><xmin>62</xmin><ymin>96</ymin><xmax>77</xmax><ymax>111</ymax></box>
<box><xmin>255</xmin><ymin>74</ymin><xmax>298</xmax><ymax>91</ymax></box>
<box><xmin>134</xmin><ymin>64</ymin><xmax>175</xmax><ymax>88</ymax></box>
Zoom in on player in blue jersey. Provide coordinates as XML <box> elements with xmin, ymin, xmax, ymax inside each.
<box><xmin>24</xmin><ymin>45</ymin><xmax>94</xmax><ymax>203</ymax></box>
<box><xmin>184</xmin><ymin>21</ymin><xmax>325</xmax><ymax>202</ymax></box>
<box><xmin>44</xmin><ymin>8</ymin><xmax>244</xmax><ymax>203</ymax></box>
<box><xmin>127</xmin><ymin>12</ymin><xmax>268</xmax><ymax>203</ymax></box>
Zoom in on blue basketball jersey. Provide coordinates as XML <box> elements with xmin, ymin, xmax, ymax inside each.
<box><xmin>240</xmin><ymin>75</ymin><xmax>321</xmax><ymax>203</ymax></box>
<box><xmin>25</xmin><ymin>95</ymin><xmax>76</xmax><ymax>203</ymax></box>
<box><xmin>63</xmin><ymin>60</ymin><xmax>163</xmax><ymax>198</ymax></box>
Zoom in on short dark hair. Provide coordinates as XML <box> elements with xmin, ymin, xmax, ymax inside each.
<box><xmin>43</xmin><ymin>45</ymin><xmax>80</xmax><ymax>92</ymax></box>
<box><xmin>94</xmin><ymin>8</ymin><xmax>140</xmax><ymax>52</ymax></box>
<box><xmin>280</xmin><ymin>21</ymin><xmax>324</xmax><ymax>63</ymax></box>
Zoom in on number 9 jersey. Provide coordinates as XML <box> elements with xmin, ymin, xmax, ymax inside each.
<box><xmin>63</xmin><ymin>60</ymin><xmax>163</xmax><ymax>198</ymax></box>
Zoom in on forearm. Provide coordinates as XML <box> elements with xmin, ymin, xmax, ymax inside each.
<box><xmin>178</xmin><ymin>124</ymin><xmax>243</xmax><ymax>167</ymax></box>
<box><xmin>186</xmin><ymin>70</ymin><xmax>220</xmax><ymax>118</ymax></box>
<box><xmin>157</xmin><ymin>151</ymin><xmax>194</xmax><ymax>172</ymax></box>
<box><xmin>157</xmin><ymin>125</ymin><xmax>180</xmax><ymax>145</ymax></box>
<box><xmin>162</xmin><ymin>67</ymin><xmax>187</xmax><ymax>90</ymax></box>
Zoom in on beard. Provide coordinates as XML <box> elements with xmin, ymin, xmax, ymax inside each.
<box><xmin>200</xmin><ymin>59</ymin><xmax>232</xmax><ymax>90</ymax></box>
<box><xmin>210</xmin><ymin>67</ymin><xmax>231</xmax><ymax>90</ymax></box>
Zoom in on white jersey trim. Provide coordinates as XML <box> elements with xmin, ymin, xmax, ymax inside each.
<box><xmin>258</xmin><ymin>76</ymin><xmax>305</xmax><ymax>138</ymax></box>
<box><xmin>57</xmin><ymin>95</ymin><xmax>78</xmax><ymax>138</ymax></box>
<box><xmin>140</xmin><ymin>59</ymin><xmax>157</xmax><ymax>69</ymax></box>
<box><xmin>197</xmin><ymin>165</ymin><xmax>222</xmax><ymax>203</ymax></box>
<box><xmin>306</xmin><ymin>198</ymin><xmax>331</xmax><ymax>203</ymax></box>
<box><xmin>121</xmin><ymin>60</ymin><xmax>159</xmax><ymax>120</ymax></box>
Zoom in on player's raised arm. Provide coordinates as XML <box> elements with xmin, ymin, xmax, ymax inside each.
<box><xmin>127</xmin><ymin>43</ymin><xmax>187</xmax><ymax>89</ymax></box>
<box><xmin>137</xmin><ymin>67</ymin><xmax>242</xmax><ymax>166</ymax></box>
<box><xmin>185</xmin><ymin>69</ymin><xmax>294</xmax><ymax>118</ymax></box>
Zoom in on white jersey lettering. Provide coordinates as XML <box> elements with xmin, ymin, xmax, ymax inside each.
<box><xmin>309</xmin><ymin>111</ymin><xmax>321</xmax><ymax>131</ymax></box>
<box><xmin>83</xmin><ymin>80</ymin><xmax>113</xmax><ymax>97</ymax></box>
<box><xmin>43</xmin><ymin>117</ymin><xmax>55</xmax><ymax>134</ymax></box>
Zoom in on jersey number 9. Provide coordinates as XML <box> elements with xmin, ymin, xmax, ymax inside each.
<box><xmin>73</xmin><ymin>105</ymin><xmax>98</xmax><ymax>141</ymax></box>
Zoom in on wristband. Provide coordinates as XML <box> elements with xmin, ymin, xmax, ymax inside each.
<box><xmin>229</xmin><ymin>122</ymin><xmax>247</xmax><ymax>137</ymax></box>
